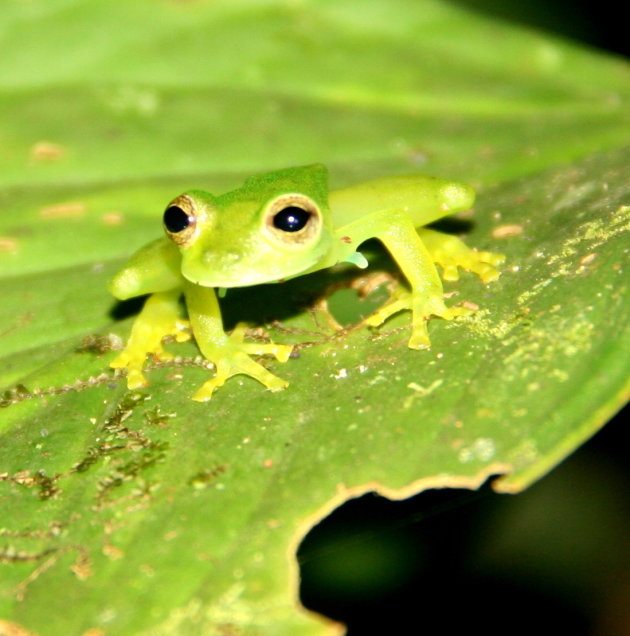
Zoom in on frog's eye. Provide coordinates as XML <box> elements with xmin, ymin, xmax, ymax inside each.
<box><xmin>164</xmin><ymin>205</ymin><xmax>191</xmax><ymax>233</ymax></box>
<box><xmin>265</xmin><ymin>194</ymin><xmax>321</xmax><ymax>246</ymax></box>
<box><xmin>163</xmin><ymin>195</ymin><xmax>198</xmax><ymax>247</ymax></box>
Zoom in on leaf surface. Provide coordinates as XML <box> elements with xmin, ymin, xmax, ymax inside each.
<box><xmin>0</xmin><ymin>1</ymin><xmax>628</xmax><ymax>634</ymax></box>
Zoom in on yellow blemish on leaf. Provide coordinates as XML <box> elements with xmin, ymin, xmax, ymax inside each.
<box><xmin>0</xmin><ymin>619</ymin><xmax>39</xmax><ymax>636</ymax></box>
<box><xmin>0</xmin><ymin>237</ymin><xmax>18</xmax><ymax>253</ymax></box>
<box><xmin>460</xmin><ymin>300</ymin><xmax>480</xmax><ymax>311</ymax></box>
<box><xmin>492</xmin><ymin>224</ymin><xmax>523</xmax><ymax>238</ymax></box>
<box><xmin>30</xmin><ymin>141</ymin><xmax>65</xmax><ymax>162</ymax></box>
<box><xmin>70</xmin><ymin>552</ymin><xmax>93</xmax><ymax>580</ymax></box>
<box><xmin>101</xmin><ymin>211</ymin><xmax>125</xmax><ymax>225</ymax></box>
<box><xmin>458</xmin><ymin>437</ymin><xmax>496</xmax><ymax>463</ymax></box>
<box><xmin>102</xmin><ymin>543</ymin><xmax>124</xmax><ymax>560</ymax></box>
<box><xmin>40</xmin><ymin>202</ymin><xmax>86</xmax><ymax>219</ymax></box>
<box><xmin>576</xmin><ymin>252</ymin><xmax>598</xmax><ymax>274</ymax></box>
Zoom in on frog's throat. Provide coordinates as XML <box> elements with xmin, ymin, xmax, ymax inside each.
<box><xmin>180</xmin><ymin>262</ymin><xmax>307</xmax><ymax>288</ymax></box>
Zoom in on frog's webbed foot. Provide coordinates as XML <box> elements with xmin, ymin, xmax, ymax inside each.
<box><xmin>191</xmin><ymin>323</ymin><xmax>293</xmax><ymax>402</ymax></box>
<box><xmin>228</xmin><ymin>323</ymin><xmax>293</xmax><ymax>361</ymax></box>
<box><xmin>364</xmin><ymin>287</ymin><xmax>471</xmax><ymax>349</ymax></box>
<box><xmin>419</xmin><ymin>228</ymin><xmax>505</xmax><ymax>283</ymax></box>
<box><xmin>110</xmin><ymin>291</ymin><xmax>189</xmax><ymax>389</ymax></box>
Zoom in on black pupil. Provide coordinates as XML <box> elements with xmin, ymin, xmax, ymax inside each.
<box><xmin>164</xmin><ymin>206</ymin><xmax>191</xmax><ymax>233</ymax></box>
<box><xmin>273</xmin><ymin>206</ymin><xmax>310</xmax><ymax>232</ymax></box>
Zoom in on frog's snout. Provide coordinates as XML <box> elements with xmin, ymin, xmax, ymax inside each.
<box><xmin>203</xmin><ymin>250</ymin><xmax>242</xmax><ymax>265</ymax></box>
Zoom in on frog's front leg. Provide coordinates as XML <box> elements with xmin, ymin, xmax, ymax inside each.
<box><xmin>110</xmin><ymin>289</ymin><xmax>190</xmax><ymax>389</ymax></box>
<box><xmin>184</xmin><ymin>282</ymin><xmax>293</xmax><ymax>401</ymax></box>
<box><xmin>338</xmin><ymin>210</ymin><xmax>471</xmax><ymax>349</ymax></box>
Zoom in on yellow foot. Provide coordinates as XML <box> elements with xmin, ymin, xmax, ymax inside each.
<box><xmin>420</xmin><ymin>229</ymin><xmax>505</xmax><ymax>283</ymax></box>
<box><xmin>110</xmin><ymin>293</ymin><xmax>190</xmax><ymax>390</ymax></box>
<box><xmin>191</xmin><ymin>353</ymin><xmax>290</xmax><ymax>402</ymax></box>
<box><xmin>191</xmin><ymin>324</ymin><xmax>293</xmax><ymax>401</ymax></box>
<box><xmin>110</xmin><ymin>351</ymin><xmax>150</xmax><ymax>389</ymax></box>
<box><xmin>364</xmin><ymin>289</ymin><xmax>473</xmax><ymax>349</ymax></box>
<box><xmin>229</xmin><ymin>323</ymin><xmax>293</xmax><ymax>362</ymax></box>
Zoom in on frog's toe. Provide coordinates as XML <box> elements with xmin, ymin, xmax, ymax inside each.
<box><xmin>440</xmin><ymin>263</ymin><xmax>461</xmax><ymax>281</ymax></box>
<box><xmin>238</xmin><ymin>360</ymin><xmax>289</xmax><ymax>393</ymax></box>
<box><xmin>364</xmin><ymin>297</ymin><xmax>410</xmax><ymax>328</ymax></box>
<box><xmin>229</xmin><ymin>325</ymin><xmax>292</xmax><ymax>363</ymax></box>
<box><xmin>478</xmin><ymin>250</ymin><xmax>506</xmax><ymax>267</ymax></box>
<box><xmin>109</xmin><ymin>352</ymin><xmax>130</xmax><ymax>370</ymax></box>
<box><xmin>126</xmin><ymin>368</ymin><xmax>149</xmax><ymax>390</ymax></box>
<box><xmin>407</xmin><ymin>295</ymin><xmax>473</xmax><ymax>349</ymax></box>
<box><xmin>153</xmin><ymin>346</ymin><xmax>174</xmax><ymax>362</ymax></box>
<box><xmin>470</xmin><ymin>251</ymin><xmax>504</xmax><ymax>283</ymax></box>
<box><xmin>191</xmin><ymin>348</ymin><xmax>290</xmax><ymax>401</ymax></box>
<box><xmin>241</xmin><ymin>342</ymin><xmax>293</xmax><ymax>363</ymax></box>
<box><xmin>110</xmin><ymin>351</ymin><xmax>150</xmax><ymax>389</ymax></box>
<box><xmin>192</xmin><ymin>379</ymin><xmax>222</xmax><ymax>402</ymax></box>
<box><xmin>407</xmin><ymin>323</ymin><xmax>431</xmax><ymax>349</ymax></box>
<box><xmin>174</xmin><ymin>329</ymin><xmax>191</xmax><ymax>344</ymax></box>
<box><xmin>463</xmin><ymin>250</ymin><xmax>505</xmax><ymax>281</ymax></box>
<box><xmin>192</xmin><ymin>365</ymin><xmax>288</xmax><ymax>401</ymax></box>
<box><xmin>271</xmin><ymin>344</ymin><xmax>293</xmax><ymax>363</ymax></box>
<box><xmin>476</xmin><ymin>263</ymin><xmax>501</xmax><ymax>283</ymax></box>
<box><xmin>435</xmin><ymin>305</ymin><xmax>473</xmax><ymax>321</ymax></box>
<box><xmin>266</xmin><ymin>375</ymin><xmax>290</xmax><ymax>392</ymax></box>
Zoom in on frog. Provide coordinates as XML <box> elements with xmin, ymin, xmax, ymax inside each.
<box><xmin>109</xmin><ymin>164</ymin><xmax>503</xmax><ymax>401</ymax></box>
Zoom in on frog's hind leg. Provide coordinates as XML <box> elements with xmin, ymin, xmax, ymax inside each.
<box><xmin>419</xmin><ymin>228</ymin><xmax>504</xmax><ymax>283</ymax></box>
<box><xmin>110</xmin><ymin>290</ymin><xmax>190</xmax><ymax>389</ymax></box>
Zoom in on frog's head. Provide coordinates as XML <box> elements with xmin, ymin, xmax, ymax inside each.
<box><xmin>163</xmin><ymin>164</ymin><xmax>333</xmax><ymax>287</ymax></box>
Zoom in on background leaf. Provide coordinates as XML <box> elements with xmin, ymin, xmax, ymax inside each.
<box><xmin>1</xmin><ymin>1</ymin><xmax>628</xmax><ymax>635</ymax></box>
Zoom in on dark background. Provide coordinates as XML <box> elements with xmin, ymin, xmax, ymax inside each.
<box><xmin>451</xmin><ymin>0</ymin><xmax>627</xmax><ymax>57</ymax></box>
<box><xmin>298</xmin><ymin>3</ymin><xmax>628</xmax><ymax>634</ymax></box>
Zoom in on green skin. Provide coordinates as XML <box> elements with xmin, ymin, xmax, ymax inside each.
<box><xmin>109</xmin><ymin>164</ymin><xmax>503</xmax><ymax>401</ymax></box>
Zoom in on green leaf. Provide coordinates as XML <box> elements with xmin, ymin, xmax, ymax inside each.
<box><xmin>1</xmin><ymin>1</ymin><xmax>628</xmax><ymax>635</ymax></box>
